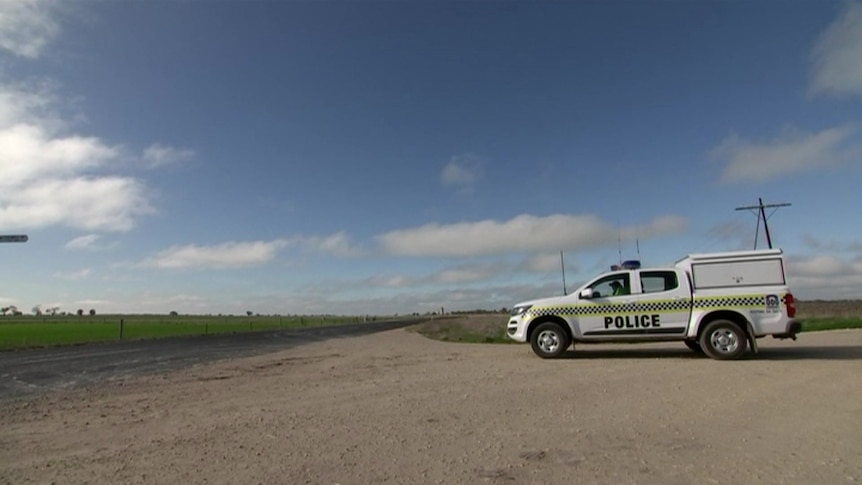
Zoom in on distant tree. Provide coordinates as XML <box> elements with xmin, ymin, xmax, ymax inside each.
<box><xmin>169</xmin><ymin>310</ymin><xmax>178</xmax><ymax>316</ymax></box>
<box><xmin>246</xmin><ymin>311</ymin><xmax>253</xmax><ymax>317</ymax></box>
<box><xmin>32</xmin><ymin>305</ymin><xmax>42</xmax><ymax>316</ymax></box>
<box><xmin>0</xmin><ymin>307</ymin><xmax>8</xmax><ymax>316</ymax></box>
<box><xmin>89</xmin><ymin>309</ymin><xmax>96</xmax><ymax>316</ymax></box>
<box><xmin>77</xmin><ymin>309</ymin><xmax>84</xmax><ymax>316</ymax></box>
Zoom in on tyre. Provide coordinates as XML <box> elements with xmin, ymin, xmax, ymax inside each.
<box><xmin>530</xmin><ymin>322</ymin><xmax>571</xmax><ymax>359</ymax></box>
<box><xmin>699</xmin><ymin>319</ymin><xmax>747</xmax><ymax>360</ymax></box>
<box><xmin>684</xmin><ymin>339</ymin><xmax>704</xmax><ymax>354</ymax></box>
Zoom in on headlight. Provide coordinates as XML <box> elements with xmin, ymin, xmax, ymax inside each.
<box><xmin>510</xmin><ymin>305</ymin><xmax>532</xmax><ymax>316</ymax></box>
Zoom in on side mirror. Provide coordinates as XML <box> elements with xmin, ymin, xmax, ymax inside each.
<box><xmin>579</xmin><ymin>288</ymin><xmax>594</xmax><ymax>299</ymax></box>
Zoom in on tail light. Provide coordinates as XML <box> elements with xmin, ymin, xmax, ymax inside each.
<box><xmin>785</xmin><ymin>293</ymin><xmax>796</xmax><ymax>318</ymax></box>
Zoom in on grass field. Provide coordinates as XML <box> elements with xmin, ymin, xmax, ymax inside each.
<box><xmin>0</xmin><ymin>314</ymin><xmax>371</xmax><ymax>351</ymax></box>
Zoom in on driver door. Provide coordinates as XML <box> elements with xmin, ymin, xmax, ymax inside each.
<box><xmin>577</xmin><ymin>273</ymin><xmax>632</xmax><ymax>338</ymax></box>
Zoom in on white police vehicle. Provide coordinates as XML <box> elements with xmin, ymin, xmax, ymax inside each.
<box><xmin>506</xmin><ymin>249</ymin><xmax>802</xmax><ymax>360</ymax></box>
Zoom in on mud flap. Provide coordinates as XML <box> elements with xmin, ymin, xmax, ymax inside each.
<box><xmin>745</xmin><ymin>321</ymin><xmax>759</xmax><ymax>354</ymax></box>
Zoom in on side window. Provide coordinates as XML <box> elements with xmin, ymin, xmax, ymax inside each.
<box><xmin>639</xmin><ymin>271</ymin><xmax>679</xmax><ymax>294</ymax></box>
<box><xmin>588</xmin><ymin>274</ymin><xmax>630</xmax><ymax>298</ymax></box>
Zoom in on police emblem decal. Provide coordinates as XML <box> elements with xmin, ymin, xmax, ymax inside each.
<box><xmin>766</xmin><ymin>294</ymin><xmax>780</xmax><ymax>309</ymax></box>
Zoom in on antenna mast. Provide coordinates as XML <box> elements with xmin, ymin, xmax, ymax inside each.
<box><xmin>735</xmin><ymin>198</ymin><xmax>791</xmax><ymax>249</ymax></box>
<box><xmin>617</xmin><ymin>230</ymin><xmax>622</xmax><ymax>265</ymax></box>
<box><xmin>560</xmin><ymin>251</ymin><xmax>567</xmax><ymax>296</ymax></box>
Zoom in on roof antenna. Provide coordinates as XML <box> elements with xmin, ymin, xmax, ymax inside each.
<box><xmin>617</xmin><ymin>228</ymin><xmax>623</xmax><ymax>266</ymax></box>
<box><xmin>560</xmin><ymin>251</ymin><xmax>567</xmax><ymax>296</ymax></box>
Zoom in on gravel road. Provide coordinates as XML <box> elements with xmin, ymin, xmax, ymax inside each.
<box><xmin>0</xmin><ymin>319</ymin><xmax>419</xmax><ymax>399</ymax></box>
<box><xmin>2</xmin><ymin>328</ymin><xmax>860</xmax><ymax>484</ymax></box>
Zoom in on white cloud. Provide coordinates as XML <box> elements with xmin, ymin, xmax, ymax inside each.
<box><xmin>521</xmin><ymin>253</ymin><xmax>578</xmax><ymax>274</ymax></box>
<box><xmin>292</xmin><ymin>232</ymin><xmax>366</xmax><ymax>258</ymax></box>
<box><xmin>791</xmin><ymin>254</ymin><xmax>847</xmax><ymax>276</ymax></box>
<box><xmin>74</xmin><ymin>299</ymin><xmax>110</xmax><ymax>309</ymax></box>
<box><xmin>441</xmin><ymin>153</ymin><xmax>484</xmax><ymax>189</ymax></box>
<box><xmin>802</xmin><ymin>234</ymin><xmax>862</xmax><ymax>253</ymax></box>
<box><xmin>377</xmin><ymin>213</ymin><xmax>687</xmax><ymax>258</ymax></box>
<box><xmin>0</xmin><ymin>0</ymin><xmax>60</xmax><ymax>59</ymax></box>
<box><xmin>53</xmin><ymin>268</ymin><xmax>91</xmax><ymax>281</ymax></box>
<box><xmin>711</xmin><ymin>125</ymin><xmax>860</xmax><ymax>183</ymax></box>
<box><xmin>810</xmin><ymin>2</ymin><xmax>862</xmax><ymax>97</ymax></box>
<box><xmin>787</xmin><ymin>254</ymin><xmax>862</xmax><ymax>299</ymax></box>
<box><xmin>0</xmin><ymin>82</ymin><xmax>62</xmax><ymax>129</ymax></box>
<box><xmin>142</xmin><ymin>143</ymin><xmax>196</xmax><ymax>169</ymax></box>
<box><xmin>428</xmin><ymin>263</ymin><xmax>508</xmax><ymax>284</ymax></box>
<box><xmin>701</xmin><ymin>220</ymin><xmax>758</xmax><ymax>252</ymax></box>
<box><xmin>0</xmin><ymin>84</ymin><xmax>155</xmax><ymax>232</ymax></box>
<box><xmin>0</xmin><ymin>123</ymin><xmax>118</xmax><ymax>187</ymax></box>
<box><xmin>65</xmin><ymin>234</ymin><xmax>100</xmax><ymax>250</ymax></box>
<box><xmin>146</xmin><ymin>240</ymin><xmax>289</xmax><ymax>269</ymax></box>
<box><xmin>362</xmin><ymin>274</ymin><xmax>417</xmax><ymax>288</ymax></box>
<box><xmin>1</xmin><ymin>176</ymin><xmax>151</xmax><ymax>231</ymax></box>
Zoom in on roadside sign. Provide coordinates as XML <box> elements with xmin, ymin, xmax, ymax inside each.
<box><xmin>0</xmin><ymin>235</ymin><xmax>28</xmax><ymax>243</ymax></box>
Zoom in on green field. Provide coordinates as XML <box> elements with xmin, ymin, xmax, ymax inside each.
<box><xmin>0</xmin><ymin>314</ymin><xmax>373</xmax><ymax>351</ymax></box>
<box><xmin>799</xmin><ymin>317</ymin><xmax>862</xmax><ymax>333</ymax></box>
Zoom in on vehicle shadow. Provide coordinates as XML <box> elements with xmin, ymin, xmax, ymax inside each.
<box><xmin>753</xmin><ymin>345</ymin><xmax>862</xmax><ymax>361</ymax></box>
<box><xmin>556</xmin><ymin>345</ymin><xmax>862</xmax><ymax>361</ymax></box>
<box><xmin>559</xmin><ymin>347</ymin><xmax>701</xmax><ymax>360</ymax></box>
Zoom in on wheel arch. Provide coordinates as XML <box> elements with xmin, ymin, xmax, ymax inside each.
<box><xmin>526</xmin><ymin>315</ymin><xmax>572</xmax><ymax>343</ymax></box>
<box><xmin>696</xmin><ymin>310</ymin><xmax>753</xmax><ymax>340</ymax></box>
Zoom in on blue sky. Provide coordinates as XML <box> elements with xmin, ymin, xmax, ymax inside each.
<box><xmin>0</xmin><ymin>0</ymin><xmax>860</xmax><ymax>315</ymax></box>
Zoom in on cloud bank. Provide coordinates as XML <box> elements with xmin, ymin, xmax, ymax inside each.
<box><xmin>377</xmin><ymin>213</ymin><xmax>687</xmax><ymax>257</ymax></box>
<box><xmin>810</xmin><ymin>2</ymin><xmax>862</xmax><ymax>97</ymax></box>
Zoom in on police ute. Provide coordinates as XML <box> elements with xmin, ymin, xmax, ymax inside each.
<box><xmin>506</xmin><ymin>249</ymin><xmax>802</xmax><ymax>360</ymax></box>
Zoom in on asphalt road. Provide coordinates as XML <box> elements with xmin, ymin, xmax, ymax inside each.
<box><xmin>0</xmin><ymin>318</ymin><xmax>421</xmax><ymax>399</ymax></box>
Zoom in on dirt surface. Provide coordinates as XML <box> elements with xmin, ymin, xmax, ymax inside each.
<box><xmin>2</xmin><ymin>327</ymin><xmax>861</xmax><ymax>484</ymax></box>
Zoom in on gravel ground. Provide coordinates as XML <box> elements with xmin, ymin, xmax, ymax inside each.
<box><xmin>2</xmin><ymin>328</ymin><xmax>861</xmax><ymax>484</ymax></box>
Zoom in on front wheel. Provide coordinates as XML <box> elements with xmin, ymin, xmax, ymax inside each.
<box><xmin>530</xmin><ymin>322</ymin><xmax>571</xmax><ymax>359</ymax></box>
<box><xmin>699</xmin><ymin>320</ymin><xmax>748</xmax><ymax>360</ymax></box>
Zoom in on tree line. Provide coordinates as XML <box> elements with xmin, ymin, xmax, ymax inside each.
<box><xmin>1</xmin><ymin>305</ymin><xmax>96</xmax><ymax>316</ymax></box>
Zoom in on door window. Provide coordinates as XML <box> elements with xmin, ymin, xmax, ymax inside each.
<box><xmin>639</xmin><ymin>271</ymin><xmax>679</xmax><ymax>294</ymax></box>
<box><xmin>588</xmin><ymin>274</ymin><xmax>631</xmax><ymax>298</ymax></box>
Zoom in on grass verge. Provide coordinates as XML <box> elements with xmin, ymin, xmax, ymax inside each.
<box><xmin>800</xmin><ymin>317</ymin><xmax>862</xmax><ymax>332</ymax></box>
<box><xmin>408</xmin><ymin>315</ymin><xmax>514</xmax><ymax>344</ymax></box>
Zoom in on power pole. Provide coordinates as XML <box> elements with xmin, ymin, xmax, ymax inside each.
<box><xmin>735</xmin><ymin>198</ymin><xmax>791</xmax><ymax>249</ymax></box>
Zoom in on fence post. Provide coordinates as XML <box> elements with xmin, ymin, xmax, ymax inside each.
<box><xmin>119</xmin><ymin>319</ymin><xmax>124</xmax><ymax>339</ymax></box>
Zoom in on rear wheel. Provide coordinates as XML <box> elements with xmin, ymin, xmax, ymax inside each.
<box><xmin>530</xmin><ymin>322</ymin><xmax>571</xmax><ymax>359</ymax></box>
<box><xmin>684</xmin><ymin>340</ymin><xmax>703</xmax><ymax>354</ymax></box>
<box><xmin>699</xmin><ymin>320</ymin><xmax>747</xmax><ymax>360</ymax></box>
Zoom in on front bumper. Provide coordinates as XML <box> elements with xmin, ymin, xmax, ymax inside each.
<box><xmin>506</xmin><ymin>317</ymin><xmax>528</xmax><ymax>342</ymax></box>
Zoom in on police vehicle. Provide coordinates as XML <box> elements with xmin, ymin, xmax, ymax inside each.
<box><xmin>506</xmin><ymin>249</ymin><xmax>802</xmax><ymax>360</ymax></box>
